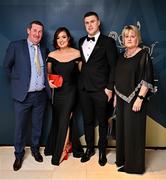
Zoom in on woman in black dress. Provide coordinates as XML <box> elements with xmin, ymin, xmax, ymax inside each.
<box><xmin>44</xmin><ymin>27</ymin><xmax>83</xmax><ymax>165</ymax></box>
<box><xmin>114</xmin><ymin>25</ymin><xmax>155</xmax><ymax>174</ymax></box>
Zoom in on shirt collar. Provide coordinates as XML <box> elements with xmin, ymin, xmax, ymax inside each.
<box><xmin>27</xmin><ymin>39</ymin><xmax>40</xmax><ymax>47</ymax></box>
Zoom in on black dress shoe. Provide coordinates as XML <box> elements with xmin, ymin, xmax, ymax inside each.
<box><xmin>73</xmin><ymin>150</ymin><xmax>84</xmax><ymax>158</ymax></box>
<box><xmin>81</xmin><ymin>148</ymin><xmax>95</xmax><ymax>163</ymax></box>
<box><xmin>32</xmin><ymin>152</ymin><xmax>43</xmax><ymax>162</ymax></box>
<box><xmin>44</xmin><ymin>148</ymin><xmax>51</xmax><ymax>156</ymax></box>
<box><xmin>13</xmin><ymin>158</ymin><xmax>23</xmax><ymax>171</ymax></box>
<box><xmin>98</xmin><ymin>152</ymin><xmax>107</xmax><ymax>166</ymax></box>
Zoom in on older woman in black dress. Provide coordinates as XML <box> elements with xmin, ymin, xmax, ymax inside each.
<box><xmin>44</xmin><ymin>27</ymin><xmax>83</xmax><ymax>165</ymax></box>
<box><xmin>114</xmin><ymin>25</ymin><xmax>155</xmax><ymax>174</ymax></box>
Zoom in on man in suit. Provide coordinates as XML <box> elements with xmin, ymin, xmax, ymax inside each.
<box><xmin>79</xmin><ymin>12</ymin><xmax>118</xmax><ymax>166</ymax></box>
<box><xmin>3</xmin><ymin>20</ymin><xmax>50</xmax><ymax>171</ymax></box>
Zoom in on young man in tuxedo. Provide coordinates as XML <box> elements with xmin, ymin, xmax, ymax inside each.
<box><xmin>3</xmin><ymin>20</ymin><xmax>50</xmax><ymax>171</ymax></box>
<box><xmin>79</xmin><ymin>11</ymin><xmax>118</xmax><ymax>166</ymax></box>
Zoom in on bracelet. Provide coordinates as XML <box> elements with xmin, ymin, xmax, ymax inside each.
<box><xmin>137</xmin><ymin>95</ymin><xmax>145</xmax><ymax>100</ymax></box>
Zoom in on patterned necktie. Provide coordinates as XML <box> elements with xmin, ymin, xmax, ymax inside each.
<box><xmin>34</xmin><ymin>45</ymin><xmax>41</xmax><ymax>75</ymax></box>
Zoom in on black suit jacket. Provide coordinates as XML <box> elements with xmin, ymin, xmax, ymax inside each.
<box><xmin>79</xmin><ymin>34</ymin><xmax>118</xmax><ymax>91</ymax></box>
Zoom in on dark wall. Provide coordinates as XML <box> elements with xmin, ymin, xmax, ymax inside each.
<box><xmin>0</xmin><ymin>0</ymin><xmax>165</xmax><ymax>144</ymax></box>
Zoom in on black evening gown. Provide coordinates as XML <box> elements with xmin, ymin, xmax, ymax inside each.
<box><xmin>114</xmin><ymin>49</ymin><xmax>154</xmax><ymax>174</ymax></box>
<box><xmin>44</xmin><ymin>57</ymin><xmax>83</xmax><ymax>165</ymax></box>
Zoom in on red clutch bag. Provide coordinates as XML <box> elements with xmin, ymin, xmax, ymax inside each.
<box><xmin>48</xmin><ymin>74</ymin><xmax>63</xmax><ymax>87</ymax></box>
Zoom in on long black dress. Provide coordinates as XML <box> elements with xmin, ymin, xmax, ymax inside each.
<box><xmin>44</xmin><ymin>57</ymin><xmax>83</xmax><ymax>165</ymax></box>
<box><xmin>114</xmin><ymin>49</ymin><xmax>154</xmax><ymax>174</ymax></box>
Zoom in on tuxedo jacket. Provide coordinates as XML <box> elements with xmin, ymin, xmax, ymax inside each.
<box><xmin>3</xmin><ymin>39</ymin><xmax>51</xmax><ymax>102</ymax></box>
<box><xmin>79</xmin><ymin>34</ymin><xmax>118</xmax><ymax>91</ymax></box>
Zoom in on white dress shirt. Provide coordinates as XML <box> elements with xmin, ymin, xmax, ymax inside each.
<box><xmin>82</xmin><ymin>31</ymin><xmax>100</xmax><ymax>62</ymax></box>
<box><xmin>27</xmin><ymin>39</ymin><xmax>45</xmax><ymax>92</ymax></box>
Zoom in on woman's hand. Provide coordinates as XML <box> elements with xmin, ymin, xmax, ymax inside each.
<box><xmin>104</xmin><ymin>88</ymin><xmax>112</xmax><ymax>102</ymax></box>
<box><xmin>132</xmin><ymin>97</ymin><xmax>143</xmax><ymax>112</ymax></box>
<box><xmin>113</xmin><ymin>95</ymin><xmax>117</xmax><ymax>107</ymax></box>
<box><xmin>49</xmin><ymin>80</ymin><xmax>57</xmax><ymax>88</ymax></box>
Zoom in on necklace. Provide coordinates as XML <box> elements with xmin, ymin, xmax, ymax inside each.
<box><xmin>124</xmin><ymin>47</ymin><xmax>138</xmax><ymax>58</ymax></box>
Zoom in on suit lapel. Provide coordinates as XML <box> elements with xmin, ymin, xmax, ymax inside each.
<box><xmin>40</xmin><ymin>46</ymin><xmax>46</xmax><ymax>65</ymax></box>
<box><xmin>80</xmin><ymin>37</ymin><xmax>87</xmax><ymax>63</ymax></box>
<box><xmin>88</xmin><ymin>34</ymin><xmax>102</xmax><ymax>60</ymax></box>
<box><xmin>22</xmin><ymin>40</ymin><xmax>31</xmax><ymax>68</ymax></box>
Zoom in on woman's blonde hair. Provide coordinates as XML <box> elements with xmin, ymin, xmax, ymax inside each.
<box><xmin>121</xmin><ymin>25</ymin><xmax>142</xmax><ymax>47</ymax></box>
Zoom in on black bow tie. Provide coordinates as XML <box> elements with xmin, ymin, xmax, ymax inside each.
<box><xmin>87</xmin><ymin>36</ymin><xmax>95</xmax><ymax>41</ymax></box>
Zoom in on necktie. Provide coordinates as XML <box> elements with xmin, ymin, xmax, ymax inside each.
<box><xmin>87</xmin><ymin>36</ymin><xmax>95</xmax><ymax>41</ymax></box>
<box><xmin>34</xmin><ymin>45</ymin><xmax>41</xmax><ymax>75</ymax></box>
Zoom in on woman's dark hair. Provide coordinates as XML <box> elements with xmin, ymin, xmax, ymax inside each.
<box><xmin>53</xmin><ymin>27</ymin><xmax>74</xmax><ymax>49</ymax></box>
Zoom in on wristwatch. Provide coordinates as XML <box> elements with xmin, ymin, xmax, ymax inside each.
<box><xmin>137</xmin><ymin>95</ymin><xmax>145</xmax><ymax>100</ymax></box>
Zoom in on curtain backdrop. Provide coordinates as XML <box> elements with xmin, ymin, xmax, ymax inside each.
<box><xmin>0</xmin><ymin>0</ymin><xmax>165</xmax><ymax>145</ymax></box>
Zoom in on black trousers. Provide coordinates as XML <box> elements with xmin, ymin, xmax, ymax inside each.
<box><xmin>116</xmin><ymin>96</ymin><xmax>147</xmax><ymax>174</ymax></box>
<box><xmin>80</xmin><ymin>90</ymin><xmax>108</xmax><ymax>152</ymax></box>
